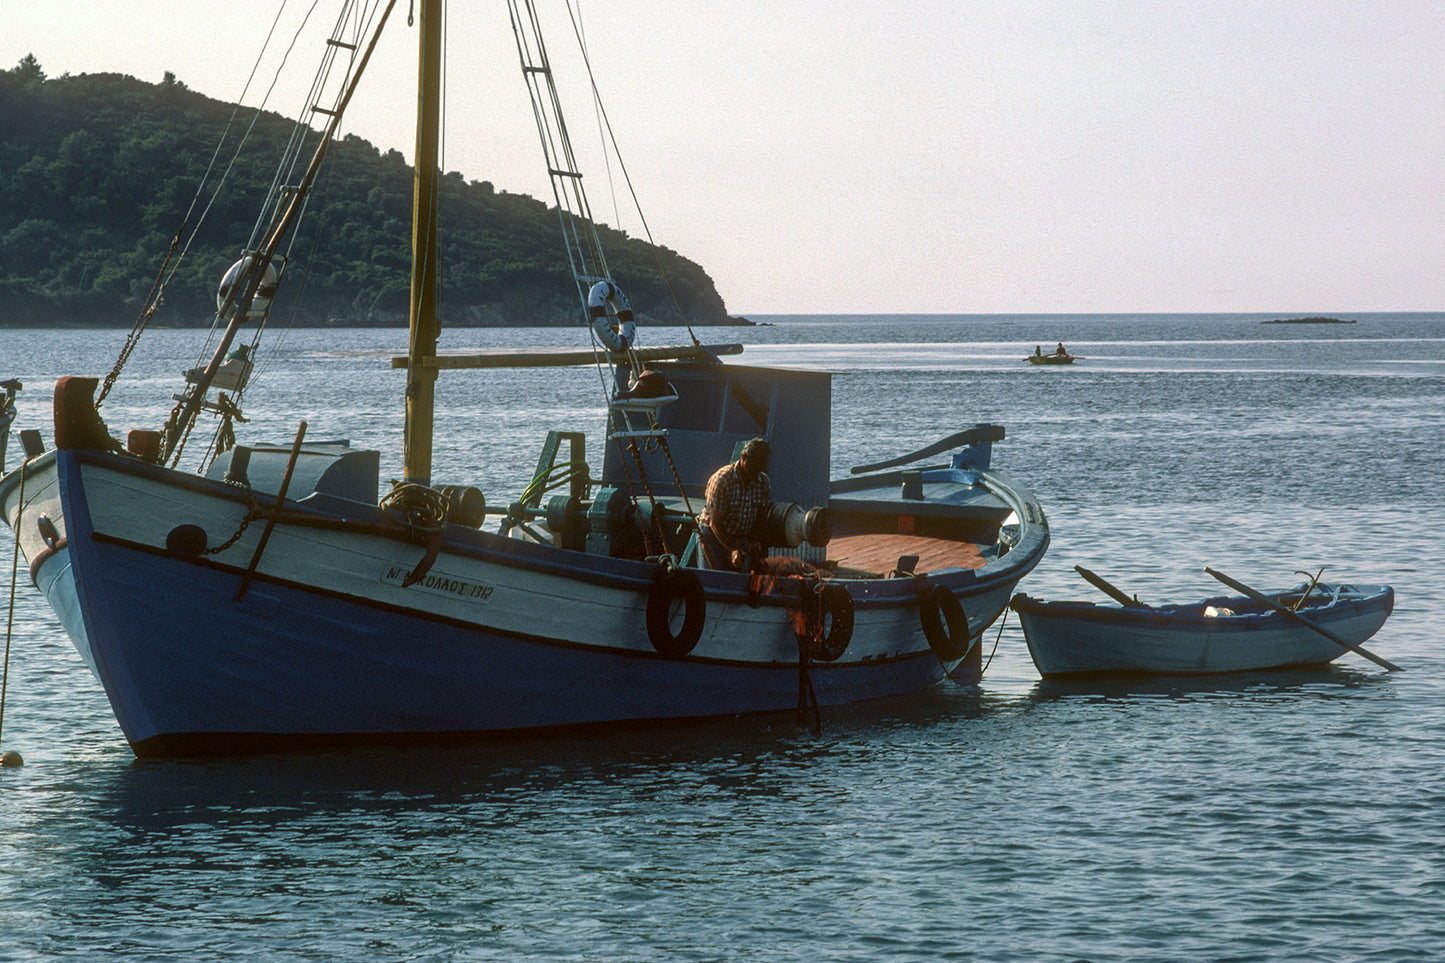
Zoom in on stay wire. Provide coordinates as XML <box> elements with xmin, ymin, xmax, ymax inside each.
<box><xmin>572</xmin><ymin>2</ymin><xmax>623</xmax><ymax>244</ymax></box>
<box><xmin>98</xmin><ymin>0</ymin><xmax>320</xmax><ymax>404</ymax></box>
<box><xmin>562</xmin><ymin>0</ymin><xmax>701</xmax><ymax>346</ymax></box>
<box><xmin>200</xmin><ymin>0</ymin><xmax>392</xmax><ymax>469</ymax></box>
<box><xmin>189</xmin><ymin>0</ymin><xmax>318</xmax><ymax>368</ymax></box>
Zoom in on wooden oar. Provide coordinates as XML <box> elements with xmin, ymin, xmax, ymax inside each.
<box><xmin>1074</xmin><ymin>565</ymin><xmax>1149</xmax><ymax>607</ymax></box>
<box><xmin>1204</xmin><ymin>567</ymin><xmax>1401</xmax><ymax>672</ymax></box>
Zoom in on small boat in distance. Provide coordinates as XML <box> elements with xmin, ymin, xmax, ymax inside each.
<box><xmin>1026</xmin><ymin>343</ymin><xmax>1079</xmax><ymax>365</ymax></box>
<box><xmin>1011</xmin><ymin>568</ymin><xmax>1395</xmax><ymax>677</ymax></box>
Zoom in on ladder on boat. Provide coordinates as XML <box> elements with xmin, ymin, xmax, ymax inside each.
<box><xmin>508</xmin><ymin>1</ymin><xmax>614</xmax><ymax>306</ymax></box>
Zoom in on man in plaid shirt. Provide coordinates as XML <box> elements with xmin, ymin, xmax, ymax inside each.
<box><xmin>699</xmin><ymin>437</ymin><xmax>773</xmax><ymax>571</ymax></box>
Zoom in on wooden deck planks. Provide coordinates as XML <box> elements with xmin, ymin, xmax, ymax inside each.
<box><xmin>826</xmin><ymin>531</ymin><xmax>986</xmax><ymax>576</ymax></box>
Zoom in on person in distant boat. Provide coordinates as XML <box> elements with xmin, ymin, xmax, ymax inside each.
<box><xmin>699</xmin><ymin>437</ymin><xmax>773</xmax><ymax>572</ymax></box>
<box><xmin>1055</xmin><ymin>343</ymin><xmax>1067</xmax><ymax>356</ymax></box>
<box><xmin>1034</xmin><ymin>345</ymin><xmax>1043</xmax><ymax>357</ymax></box>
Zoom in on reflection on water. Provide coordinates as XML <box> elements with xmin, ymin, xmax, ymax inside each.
<box><xmin>1025</xmin><ymin>664</ymin><xmax>1383</xmax><ymax>705</ymax></box>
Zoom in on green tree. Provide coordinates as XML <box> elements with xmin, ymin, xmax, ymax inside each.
<box><xmin>0</xmin><ymin>58</ymin><xmax>736</xmax><ymax>329</ymax></box>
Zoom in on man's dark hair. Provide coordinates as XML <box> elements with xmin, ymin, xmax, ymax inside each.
<box><xmin>741</xmin><ymin>438</ymin><xmax>770</xmax><ymax>462</ymax></box>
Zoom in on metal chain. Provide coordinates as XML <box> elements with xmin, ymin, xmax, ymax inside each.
<box><xmin>656</xmin><ymin>436</ymin><xmax>699</xmax><ymax>521</ymax></box>
<box><xmin>625</xmin><ymin>439</ymin><xmax>665</xmax><ymax>558</ymax></box>
<box><xmin>97</xmin><ymin>227</ymin><xmax>183</xmax><ymax>407</ymax></box>
<box><xmin>202</xmin><ymin>485</ymin><xmax>259</xmax><ymax>556</ymax></box>
<box><xmin>607</xmin><ymin>430</ymin><xmax>649</xmax><ymax>542</ymax></box>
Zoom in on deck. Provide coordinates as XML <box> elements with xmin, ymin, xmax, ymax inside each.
<box><xmin>825</xmin><ymin>530</ymin><xmax>986</xmax><ymax>578</ymax></box>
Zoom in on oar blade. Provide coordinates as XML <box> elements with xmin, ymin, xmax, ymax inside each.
<box><xmin>1074</xmin><ymin>565</ymin><xmax>1148</xmax><ymax>608</ymax></box>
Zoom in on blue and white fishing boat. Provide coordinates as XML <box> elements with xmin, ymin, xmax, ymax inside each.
<box><xmin>0</xmin><ymin>0</ymin><xmax>1048</xmax><ymax>756</ymax></box>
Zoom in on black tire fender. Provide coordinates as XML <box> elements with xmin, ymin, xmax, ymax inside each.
<box><xmin>920</xmin><ymin>583</ymin><xmax>971</xmax><ymax>661</ymax></box>
<box><xmin>796</xmin><ymin>581</ymin><xmax>854</xmax><ymax>662</ymax></box>
<box><xmin>646</xmin><ymin>567</ymin><xmax>706</xmax><ymax>658</ymax></box>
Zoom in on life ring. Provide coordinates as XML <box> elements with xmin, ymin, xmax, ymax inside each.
<box><xmin>646</xmin><ymin>567</ymin><xmax>706</xmax><ymax>657</ymax></box>
<box><xmin>795</xmin><ymin>581</ymin><xmax>854</xmax><ymax>662</ymax></box>
<box><xmin>588</xmin><ymin>279</ymin><xmax>637</xmax><ymax>351</ymax></box>
<box><xmin>217</xmin><ymin>255</ymin><xmax>279</xmax><ymax>322</ymax></box>
<box><xmin>920</xmin><ymin>583</ymin><xmax>971</xmax><ymax>661</ymax></box>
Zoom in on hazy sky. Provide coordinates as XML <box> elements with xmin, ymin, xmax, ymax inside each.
<box><xmin>5</xmin><ymin>0</ymin><xmax>1442</xmax><ymax>315</ymax></box>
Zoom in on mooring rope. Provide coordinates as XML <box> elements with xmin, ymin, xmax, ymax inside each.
<box><xmin>1</xmin><ymin>459</ymin><xmax>27</xmax><ymax>750</ymax></box>
<box><xmin>796</xmin><ymin>616</ymin><xmax>822</xmax><ymax>734</ymax></box>
<box><xmin>981</xmin><ymin>607</ymin><xmax>1009</xmax><ymax>677</ymax></box>
<box><xmin>379</xmin><ymin>481</ymin><xmax>450</xmax><ymax>533</ymax></box>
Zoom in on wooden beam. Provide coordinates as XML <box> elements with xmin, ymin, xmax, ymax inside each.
<box><xmin>389</xmin><ymin>343</ymin><xmax>744</xmax><ymax>370</ymax></box>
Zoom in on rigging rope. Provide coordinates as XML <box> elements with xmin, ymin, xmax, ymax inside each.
<box><xmin>562</xmin><ymin>0</ymin><xmax>701</xmax><ymax>347</ymax></box>
<box><xmin>162</xmin><ymin>0</ymin><xmax>399</xmax><ymax>468</ymax></box>
<box><xmin>144</xmin><ymin>1</ymin><xmax>312</xmax><ymax>389</ymax></box>
<box><xmin>95</xmin><ymin>225</ymin><xmax>184</xmax><ymax>407</ymax></box>
<box><xmin>96</xmin><ymin>1</ymin><xmax>380</xmax><ymax>423</ymax></box>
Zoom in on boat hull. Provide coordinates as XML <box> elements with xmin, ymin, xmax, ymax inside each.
<box><xmin>1011</xmin><ymin>586</ymin><xmax>1394</xmax><ymax>677</ymax></box>
<box><xmin>5</xmin><ymin>446</ymin><xmax>1045</xmax><ymax>755</ymax></box>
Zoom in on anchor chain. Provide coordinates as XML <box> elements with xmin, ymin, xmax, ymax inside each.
<box><xmin>202</xmin><ymin>482</ymin><xmax>259</xmax><ymax>556</ymax></box>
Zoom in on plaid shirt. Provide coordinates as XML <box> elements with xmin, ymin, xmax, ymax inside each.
<box><xmin>700</xmin><ymin>462</ymin><xmax>772</xmax><ymax>540</ymax></box>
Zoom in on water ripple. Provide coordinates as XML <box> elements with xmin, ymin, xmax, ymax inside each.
<box><xmin>3</xmin><ymin>317</ymin><xmax>1444</xmax><ymax>960</ymax></box>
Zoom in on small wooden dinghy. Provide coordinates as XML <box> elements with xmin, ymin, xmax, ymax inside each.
<box><xmin>1011</xmin><ymin>566</ymin><xmax>1396</xmax><ymax>677</ymax></box>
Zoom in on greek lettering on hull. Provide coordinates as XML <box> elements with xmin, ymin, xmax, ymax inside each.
<box><xmin>382</xmin><ymin>566</ymin><xmax>496</xmax><ymax>602</ymax></box>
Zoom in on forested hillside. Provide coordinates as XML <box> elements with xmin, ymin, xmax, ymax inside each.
<box><xmin>0</xmin><ymin>56</ymin><xmax>738</xmax><ymax>328</ymax></box>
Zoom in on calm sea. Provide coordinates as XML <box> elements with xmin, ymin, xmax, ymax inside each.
<box><xmin>2</xmin><ymin>313</ymin><xmax>1443</xmax><ymax>961</ymax></box>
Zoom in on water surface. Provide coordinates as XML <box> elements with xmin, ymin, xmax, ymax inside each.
<box><xmin>2</xmin><ymin>313</ymin><xmax>1442</xmax><ymax>961</ymax></box>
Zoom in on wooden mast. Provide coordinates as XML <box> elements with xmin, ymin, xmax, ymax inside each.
<box><xmin>403</xmin><ymin>0</ymin><xmax>444</xmax><ymax>486</ymax></box>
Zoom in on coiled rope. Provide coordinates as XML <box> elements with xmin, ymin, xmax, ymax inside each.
<box><xmin>380</xmin><ymin>482</ymin><xmax>450</xmax><ymax>533</ymax></box>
